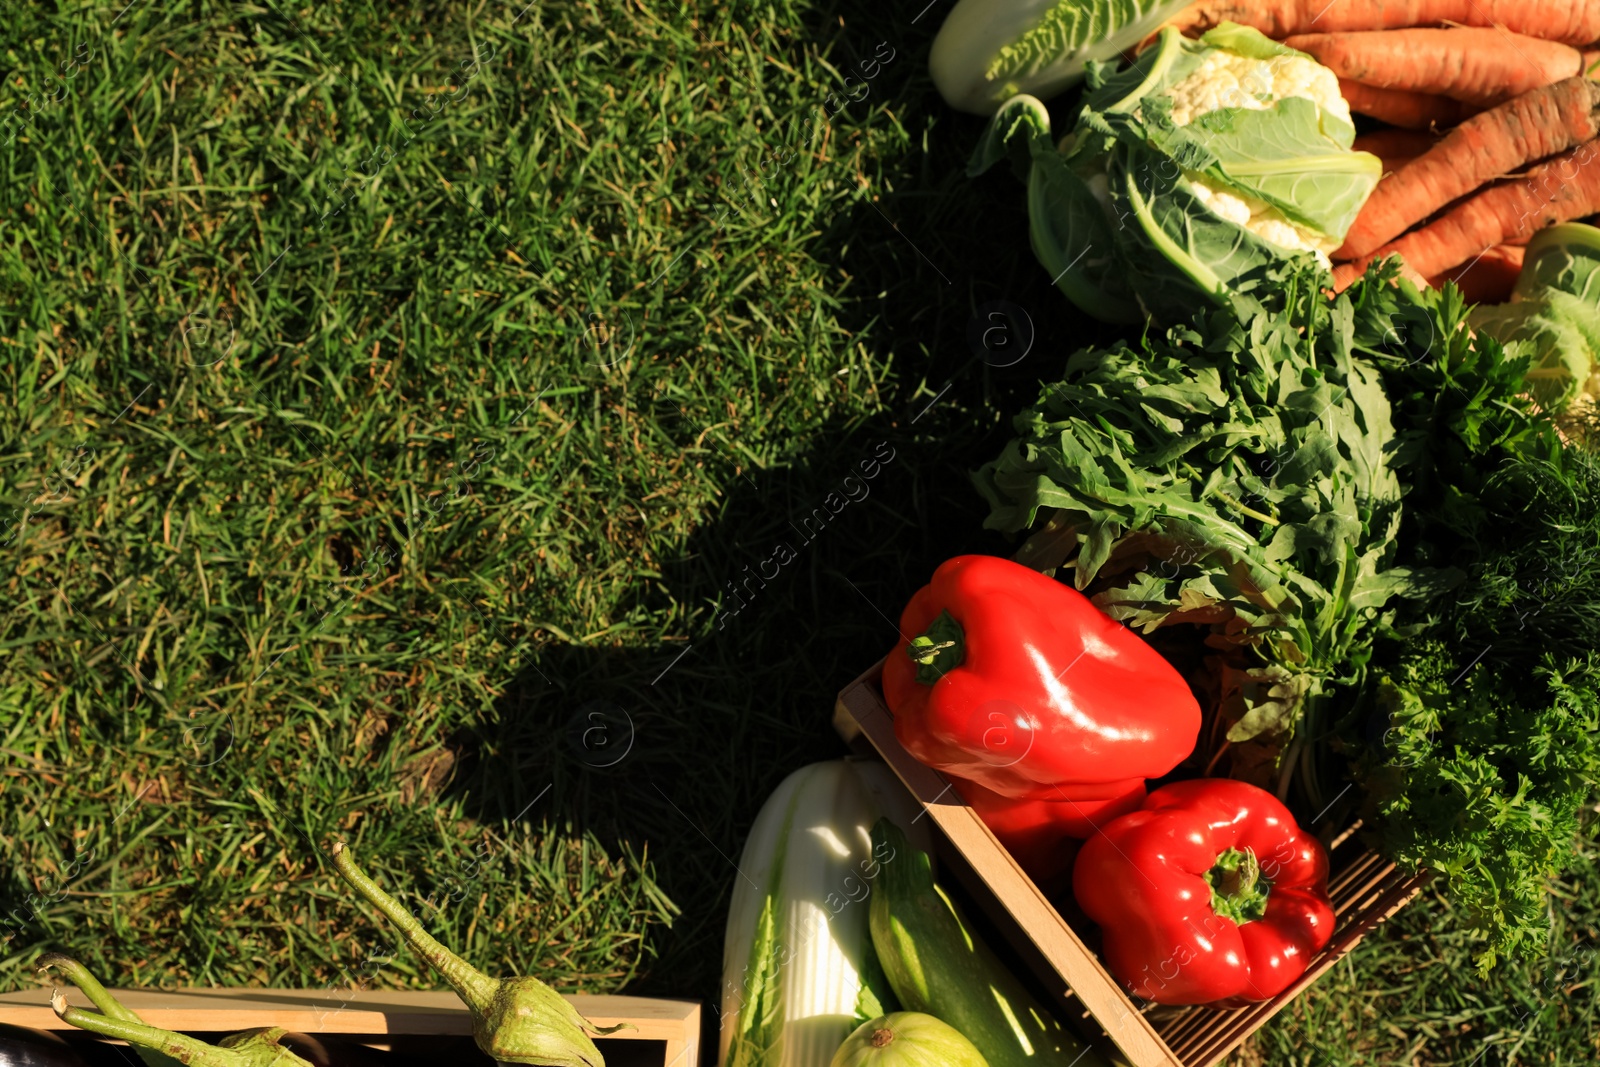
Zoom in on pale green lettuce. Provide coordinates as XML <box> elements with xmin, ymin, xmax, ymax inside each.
<box><xmin>1470</xmin><ymin>224</ymin><xmax>1600</xmax><ymax>440</ymax></box>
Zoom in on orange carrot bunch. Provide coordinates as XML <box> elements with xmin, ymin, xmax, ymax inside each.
<box><xmin>1165</xmin><ymin>1</ymin><xmax>1600</xmax><ymax>302</ymax></box>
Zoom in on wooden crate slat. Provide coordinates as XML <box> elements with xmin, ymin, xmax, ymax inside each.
<box><xmin>1160</xmin><ymin>1004</ymin><xmax>1237</xmax><ymax>1054</ymax></box>
<box><xmin>1166</xmin><ymin>1007</ymin><xmax>1248</xmax><ymax>1062</ymax></box>
<box><xmin>1325</xmin><ymin>818</ymin><xmax>1365</xmax><ymax>852</ymax></box>
<box><xmin>0</xmin><ymin>989</ymin><xmax>700</xmax><ymax>1066</ymax></box>
<box><xmin>1326</xmin><ymin>849</ymin><xmax>1391</xmax><ymax>902</ymax></box>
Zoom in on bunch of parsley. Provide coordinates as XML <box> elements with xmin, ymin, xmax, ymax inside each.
<box><xmin>1361</xmin><ymin>644</ymin><xmax>1599</xmax><ymax>972</ymax></box>
<box><xmin>1357</xmin><ymin>309</ymin><xmax>1600</xmax><ymax>970</ymax></box>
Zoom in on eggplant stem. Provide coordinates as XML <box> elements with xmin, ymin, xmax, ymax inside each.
<box><xmin>329</xmin><ymin>841</ymin><xmax>498</xmax><ymax>1011</ymax></box>
<box><xmin>51</xmin><ymin>988</ymin><xmax>234</xmax><ymax>1063</ymax></box>
<box><xmin>37</xmin><ymin>953</ymin><xmax>144</xmax><ymax>1024</ymax></box>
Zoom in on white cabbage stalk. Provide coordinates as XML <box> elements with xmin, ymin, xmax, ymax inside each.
<box><xmin>718</xmin><ymin>761</ymin><xmax>933</xmax><ymax>1067</ymax></box>
<box><xmin>931</xmin><ymin>0</ymin><xmax>1193</xmax><ymax>114</ymax></box>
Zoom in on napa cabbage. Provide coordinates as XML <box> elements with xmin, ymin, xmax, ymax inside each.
<box><xmin>930</xmin><ymin>0</ymin><xmax>1193</xmax><ymax>114</ymax></box>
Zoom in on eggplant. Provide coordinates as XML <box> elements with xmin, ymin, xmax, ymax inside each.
<box><xmin>0</xmin><ymin>1025</ymin><xmax>93</xmax><ymax>1067</ymax></box>
<box><xmin>40</xmin><ymin>956</ymin><xmax>429</xmax><ymax>1067</ymax></box>
<box><xmin>275</xmin><ymin>1035</ymin><xmax>429</xmax><ymax>1067</ymax></box>
<box><xmin>42</xmin><ymin>953</ymin><xmax>315</xmax><ymax>1067</ymax></box>
<box><xmin>330</xmin><ymin>842</ymin><xmax>628</xmax><ymax>1066</ymax></box>
<box><xmin>48</xmin><ymin>1004</ymin><xmax>317</xmax><ymax>1067</ymax></box>
<box><xmin>35</xmin><ymin>956</ymin><xmax>179</xmax><ymax>1067</ymax></box>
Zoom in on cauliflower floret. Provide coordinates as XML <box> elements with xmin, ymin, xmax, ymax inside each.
<box><xmin>1158</xmin><ymin>50</ymin><xmax>1351</xmax><ymax>129</ymax></box>
<box><xmin>1187</xmin><ymin>177</ymin><xmax>1339</xmax><ymax>268</ymax></box>
<box><xmin>1141</xmin><ymin>46</ymin><xmax>1350</xmax><ymax>266</ymax></box>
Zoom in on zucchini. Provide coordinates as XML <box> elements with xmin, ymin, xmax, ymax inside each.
<box><xmin>868</xmin><ymin>819</ymin><xmax>1110</xmax><ymax>1067</ymax></box>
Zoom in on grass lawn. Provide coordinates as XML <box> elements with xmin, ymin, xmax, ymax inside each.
<box><xmin>0</xmin><ymin>1</ymin><xmax>1594</xmax><ymax>1063</ymax></box>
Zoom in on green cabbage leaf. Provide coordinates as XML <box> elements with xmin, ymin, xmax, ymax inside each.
<box><xmin>1470</xmin><ymin>224</ymin><xmax>1600</xmax><ymax>442</ymax></box>
<box><xmin>970</xmin><ymin>25</ymin><xmax>1381</xmax><ymax>324</ymax></box>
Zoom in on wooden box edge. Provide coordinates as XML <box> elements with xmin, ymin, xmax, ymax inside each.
<box><xmin>833</xmin><ymin>673</ymin><xmax>1183</xmax><ymax>1067</ymax></box>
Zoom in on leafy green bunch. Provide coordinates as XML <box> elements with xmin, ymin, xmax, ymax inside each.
<box><xmin>1353</xmin><ymin>398</ymin><xmax>1600</xmax><ymax>969</ymax></box>
<box><xmin>1364</xmin><ymin>647</ymin><xmax>1599</xmax><ymax>973</ymax></box>
<box><xmin>976</xmin><ymin>261</ymin><xmax>1463</xmax><ymax>805</ymax></box>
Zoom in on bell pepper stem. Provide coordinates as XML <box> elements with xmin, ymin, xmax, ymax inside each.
<box><xmin>1205</xmin><ymin>847</ymin><xmax>1271</xmax><ymax>924</ymax></box>
<box><xmin>329</xmin><ymin>841</ymin><xmax>500</xmax><ymax>1013</ymax></box>
<box><xmin>51</xmin><ymin>989</ymin><xmax>240</xmax><ymax>1065</ymax></box>
<box><xmin>907</xmin><ymin>610</ymin><xmax>966</xmax><ymax>685</ymax></box>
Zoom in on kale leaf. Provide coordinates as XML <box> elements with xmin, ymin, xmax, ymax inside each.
<box><xmin>974</xmin><ymin>261</ymin><xmax>1449</xmax><ymax>800</ymax></box>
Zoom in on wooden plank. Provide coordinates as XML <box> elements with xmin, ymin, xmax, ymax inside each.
<box><xmin>836</xmin><ymin>678</ymin><xmax>1182</xmax><ymax>1067</ymax></box>
<box><xmin>1325</xmin><ymin>818</ymin><xmax>1365</xmax><ymax>852</ymax></box>
<box><xmin>1160</xmin><ymin>1004</ymin><xmax>1228</xmax><ymax>1052</ymax></box>
<box><xmin>1326</xmin><ymin>850</ymin><xmax>1390</xmax><ymax>902</ymax></box>
<box><xmin>1166</xmin><ymin>1007</ymin><xmax>1247</xmax><ymax>1062</ymax></box>
<box><xmin>0</xmin><ymin>988</ymin><xmax>698</xmax><ymax>1057</ymax></box>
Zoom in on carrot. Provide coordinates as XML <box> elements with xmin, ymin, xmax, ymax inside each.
<box><xmin>1338</xmin><ymin>80</ymin><xmax>1482</xmax><ymax>129</ymax></box>
<box><xmin>1430</xmin><ymin>244</ymin><xmax>1527</xmax><ymax>303</ymax></box>
<box><xmin>1166</xmin><ymin>1</ymin><xmax>1600</xmax><ymax>46</ymax></box>
<box><xmin>1333</xmin><ymin>137</ymin><xmax>1600</xmax><ymax>288</ymax></box>
<box><xmin>1339</xmin><ymin>78</ymin><xmax>1600</xmax><ymax>259</ymax></box>
<box><xmin>1353</xmin><ymin>129</ymin><xmax>1440</xmax><ymax>174</ymax></box>
<box><xmin>1284</xmin><ymin>29</ymin><xmax>1586</xmax><ymax>106</ymax></box>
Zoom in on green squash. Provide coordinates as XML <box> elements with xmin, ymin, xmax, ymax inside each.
<box><xmin>830</xmin><ymin>1013</ymin><xmax>989</xmax><ymax>1067</ymax></box>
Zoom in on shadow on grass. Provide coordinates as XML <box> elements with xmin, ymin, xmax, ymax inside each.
<box><xmin>442</xmin><ymin>0</ymin><xmax>1126</xmax><ymax>1030</ymax></box>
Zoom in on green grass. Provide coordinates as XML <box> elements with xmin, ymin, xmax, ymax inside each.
<box><xmin>0</xmin><ymin>1</ymin><xmax>1594</xmax><ymax>1064</ymax></box>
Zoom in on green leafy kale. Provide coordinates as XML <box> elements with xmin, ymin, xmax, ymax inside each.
<box><xmin>973</xmin><ymin>260</ymin><xmax>1456</xmax><ymax>805</ymax></box>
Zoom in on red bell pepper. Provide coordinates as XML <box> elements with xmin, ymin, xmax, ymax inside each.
<box><xmin>881</xmin><ymin>555</ymin><xmax>1201</xmax><ymax>832</ymax></box>
<box><xmin>1073</xmin><ymin>779</ymin><xmax>1336</xmax><ymax>1007</ymax></box>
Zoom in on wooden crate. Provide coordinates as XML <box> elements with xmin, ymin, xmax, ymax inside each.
<box><xmin>0</xmin><ymin>988</ymin><xmax>700</xmax><ymax>1067</ymax></box>
<box><xmin>834</xmin><ymin>660</ymin><xmax>1427</xmax><ymax>1067</ymax></box>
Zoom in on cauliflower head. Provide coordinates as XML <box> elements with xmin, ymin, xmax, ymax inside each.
<box><xmin>972</xmin><ymin>24</ymin><xmax>1380</xmax><ymax>325</ymax></box>
<box><xmin>1150</xmin><ymin>47</ymin><xmax>1353</xmax><ymax>265</ymax></box>
<box><xmin>1161</xmin><ymin>49</ymin><xmax>1351</xmax><ymax>128</ymax></box>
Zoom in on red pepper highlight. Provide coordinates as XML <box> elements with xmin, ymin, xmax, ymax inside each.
<box><xmin>882</xmin><ymin>555</ymin><xmax>1201</xmax><ymax>800</ymax></box>
<box><xmin>1073</xmin><ymin>779</ymin><xmax>1336</xmax><ymax>1006</ymax></box>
